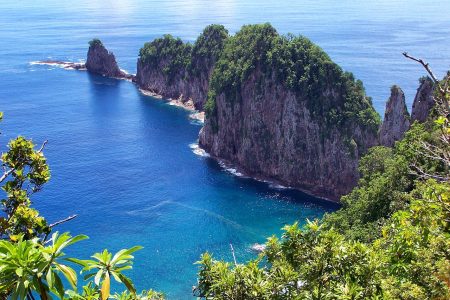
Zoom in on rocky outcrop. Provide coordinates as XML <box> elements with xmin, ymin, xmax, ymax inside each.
<box><xmin>379</xmin><ymin>86</ymin><xmax>410</xmax><ymax>147</ymax></box>
<box><xmin>85</xmin><ymin>39</ymin><xmax>131</xmax><ymax>79</ymax></box>
<box><xmin>411</xmin><ymin>77</ymin><xmax>435</xmax><ymax>123</ymax></box>
<box><xmin>136</xmin><ymin>25</ymin><xmax>228</xmax><ymax>110</ymax></box>
<box><xmin>199</xmin><ymin>24</ymin><xmax>380</xmax><ymax>201</ymax></box>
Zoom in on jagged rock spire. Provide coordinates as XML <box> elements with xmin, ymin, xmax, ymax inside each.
<box><xmin>379</xmin><ymin>86</ymin><xmax>411</xmax><ymax>147</ymax></box>
<box><xmin>85</xmin><ymin>39</ymin><xmax>124</xmax><ymax>78</ymax></box>
<box><xmin>411</xmin><ymin>77</ymin><xmax>435</xmax><ymax>123</ymax></box>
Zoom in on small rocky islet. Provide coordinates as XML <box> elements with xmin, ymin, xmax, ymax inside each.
<box><xmin>38</xmin><ymin>23</ymin><xmax>435</xmax><ymax>201</ymax></box>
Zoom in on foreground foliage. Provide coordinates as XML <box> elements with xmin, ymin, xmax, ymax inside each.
<box><xmin>0</xmin><ymin>114</ymin><xmax>164</xmax><ymax>299</ymax></box>
<box><xmin>195</xmin><ymin>64</ymin><xmax>450</xmax><ymax>299</ymax></box>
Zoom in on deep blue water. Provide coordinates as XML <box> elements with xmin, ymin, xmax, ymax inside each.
<box><xmin>0</xmin><ymin>0</ymin><xmax>449</xmax><ymax>298</ymax></box>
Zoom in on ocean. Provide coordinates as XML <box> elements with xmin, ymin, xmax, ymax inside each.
<box><xmin>0</xmin><ymin>0</ymin><xmax>449</xmax><ymax>298</ymax></box>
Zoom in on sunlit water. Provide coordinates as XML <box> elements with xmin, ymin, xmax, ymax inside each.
<box><xmin>0</xmin><ymin>0</ymin><xmax>449</xmax><ymax>298</ymax></box>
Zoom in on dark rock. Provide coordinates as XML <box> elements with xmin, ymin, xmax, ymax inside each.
<box><xmin>411</xmin><ymin>77</ymin><xmax>435</xmax><ymax>123</ymax></box>
<box><xmin>85</xmin><ymin>39</ymin><xmax>127</xmax><ymax>78</ymax></box>
<box><xmin>199</xmin><ymin>70</ymin><xmax>379</xmax><ymax>201</ymax></box>
<box><xmin>379</xmin><ymin>86</ymin><xmax>411</xmax><ymax>147</ymax></box>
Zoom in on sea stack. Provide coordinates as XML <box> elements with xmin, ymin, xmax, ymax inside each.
<box><xmin>199</xmin><ymin>24</ymin><xmax>380</xmax><ymax>200</ymax></box>
<box><xmin>411</xmin><ymin>77</ymin><xmax>435</xmax><ymax>123</ymax></box>
<box><xmin>85</xmin><ymin>39</ymin><xmax>126</xmax><ymax>78</ymax></box>
<box><xmin>379</xmin><ymin>86</ymin><xmax>411</xmax><ymax>147</ymax></box>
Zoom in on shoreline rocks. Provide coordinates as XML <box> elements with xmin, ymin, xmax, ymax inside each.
<box><xmin>31</xmin><ymin>60</ymin><xmax>86</xmax><ymax>70</ymax></box>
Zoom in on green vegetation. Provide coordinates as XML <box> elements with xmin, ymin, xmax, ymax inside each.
<box><xmin>139</xmin><ymin>34</ymin><xmax>192</xmax><ymax>83</ymax></box>
<box><xmin>138</xmin><ymin>25</ymin><xmax>228</xmax><ymax>84</ymax></box>
<box><xmin>89</xmin><ymin>39</ymin><xmax>103</xmax><ymax>48</ymax></box>
<box><xmin>205</xmin><ymin>23</ymin><xmax>380</xmax><ymax>135</ymax></box>
<box><xmin>189</xmin><ymin>25</ymin><xmax>229</xmax><ymax>76</ymax></box>
<box><xmin>195</xmin><ymin>67</ymin><xmax>450</xmax><ymax>299</ymax></box>
<box><xmin>0</xmin><ymin>114</ymin><xmax>164</xmax><ymax>299</ymax></box>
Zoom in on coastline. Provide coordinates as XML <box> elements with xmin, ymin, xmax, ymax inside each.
<box><xmin>33</xmin><ymin>60</ymin><xmax>335</xmax><ymax>202</ymax></box>
<box><xmin>32</xmin><ymin>60</ymin><xmax>204</xmax><ymax>123</ymax></box>
<box><xmin>138</xmin><ymin>88</ymin><xmax>205</xmax><ymax>123</ymax></box>
<box><xmin>190</xmin><ymin>142</ymin><xmax>340</xmax><ymax>203</ymax></box>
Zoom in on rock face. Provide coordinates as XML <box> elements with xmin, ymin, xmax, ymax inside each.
<box><xmin>379</xmin><ymin>86</ymin><xmax>411</xmax><ymax>147</ymax></box>
<box><xmin>411</xmin><ymin>77</ymin><xmax>435</xmax><ymax>123</ymax></box>
<box><xmin>136</xmin><ymin>25</ymin><xmax>228</xmax><ymax>110</ymax></box>
<box><xmin>85</xmin><ymin>39</ymin><xmax>126</xmax><ymax>78</ymax></box>
<box><xmin>199</xmin><ymin>24</ymin><xmax>380</xmax><ymax>201</ymax></box>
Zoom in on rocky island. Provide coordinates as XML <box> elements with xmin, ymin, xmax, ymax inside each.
<box><xmin>36</xmin><ymin>24</ymin><xmax>436</xmax><ymax>201</ymax></box>
<box><xmin>85</xmin><ymin>39</ymin><xmax>132</xmax><ymax>80</ymax></box>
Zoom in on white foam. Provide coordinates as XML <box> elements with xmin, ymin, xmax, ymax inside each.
<box><xmin>189</xmin><ymin>143</ymin><xmax>210</xmax><ymax>157</ymax></box>
<box><xmin>250</xmin><ymin>243</ymin><xmax>266</xmax><ymax>253</ymax></box>
<box><xmin>189</xmin><ymin>111</ymin><xmax>205</xmax><ymax>123</ymax></box>
<box><xmin>218</xmin><ymin>161</ymin><xmax>245</xmax><ymax>177</ymax></box>
<box><xmin>127</xmin><ymin>200</ymin><xmax>173</xmax><ymax>215</ymax></box>
<box><xmin>29</xmin><ymin>61</ymin><xmax>85</xmax><ymax>70</ymax></box>
<box><xmin>268</xmin><ymin>183</ymin><xmax>290</xmax><ymax>190</ymax></box>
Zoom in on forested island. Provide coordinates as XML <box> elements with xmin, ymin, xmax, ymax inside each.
<box><xmin>78</xmin><ymin>24</ymin><xmax>436</xmax><ymax>201</ymax></box>
<box><xmin>2</xmin><ymin>23</ymin><xmax>449</xmax><ymax>299</ymax></box>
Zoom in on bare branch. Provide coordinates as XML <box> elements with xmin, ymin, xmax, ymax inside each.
<box><xmin>0</xmin><ymin>168</ymin><xmax>14</xmax><ymax>183</ymax></box>
<box><xmin>409</xmin><ymin>163</ymin><xmax>449</xmax><ymax>182</ymax></box>
<box><xmin>37</xmin><ymin>140</ymin><xmax>48</xmax><ymax>153</ymax></box>
<box><xmin>230</xmin><ymin>243</ymin><xmax>238</xmax><ymax>266</ymax></box>
<box><xmin>402</xmin><ymin>52</ymin><xmax>440</xmax><ymax>84</ymax></box>
<box><xmin>49</xmin><ymin>214</ymin><xmax>78</xmax><ymax>228</ymax></box>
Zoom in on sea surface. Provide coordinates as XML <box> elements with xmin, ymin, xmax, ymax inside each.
<box><xmin>0</xmin><ymin>0</ymin><xmax>449</xmax><ymax>298</ymax></box>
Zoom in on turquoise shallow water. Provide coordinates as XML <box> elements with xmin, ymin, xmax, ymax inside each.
<box><xmin>0</xmin><ymin>0</ymin><xmax>449</xmax><ymax>298</ymax></box>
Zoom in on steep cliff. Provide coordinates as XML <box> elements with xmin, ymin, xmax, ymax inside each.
<box><xmin>199</xmin><ymin>24</ymin><xmax>380</xmax><ymax>200</ymax></box>
<box><xmin>85</xmin><ymin>39</ymin><xmax>127</xmax><ymax>78</ymax></box>
<box><xmin>136</xmin><ymin>25</ymin><xmax>228</xmax><ymax>110</ymax></box>
<box><xmin>411</xmin><ymin>77</ymin><xmax>435</xmax><ymax>123</ymax></box>
<box><xmin>379</xmin><ymin>86</ymin><xmax>411</xmax><ymax>147</ymax></box>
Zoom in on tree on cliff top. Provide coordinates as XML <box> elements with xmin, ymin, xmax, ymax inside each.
<box><xmin>204</xmin><ymin>23</ymin><xmax>380</xmax><ymax>134</ymax></box>
<box><xmin>138</xmin><ymin>25</ymin><xmax>229</xmax><ymax>83</ymax></box>
<box><xmin>89</xmin><ymin>38</ymin><xmax>103</xmax><ymax>48</ymax></box>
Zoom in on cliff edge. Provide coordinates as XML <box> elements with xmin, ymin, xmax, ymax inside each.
<box><xmin>199</xmin><ymin>24</ymin><xmax>380</xmax><ymax>200</ymax></box>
